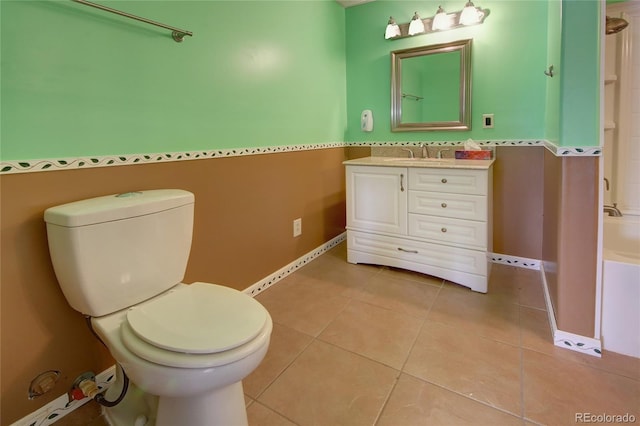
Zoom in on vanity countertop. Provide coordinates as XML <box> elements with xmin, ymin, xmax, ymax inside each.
<box><xmin>343</xmin><ymin>156</ymin><xmax>495</xmax><ymax>170</ymax></box>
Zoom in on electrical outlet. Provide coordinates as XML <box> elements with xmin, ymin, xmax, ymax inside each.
<box><xmin>293</xmin><ymin>218</ymin><xmax>302</xmax><ymax>237</ymax></box>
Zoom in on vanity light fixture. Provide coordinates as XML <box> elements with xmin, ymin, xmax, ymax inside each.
<box><xmin>385</xmin><ymin>16</ymin><xmax>402</xmax><ymax>39</ymax></box>
<box><xmin>384</xmin><ymin>2</ymin><xmax>489</xmax><ymax>40</ymax></box>
<box><xmin>408</xmin><ymin>12</ymin><xmax>426</xmax><ymax>36</ymax></box>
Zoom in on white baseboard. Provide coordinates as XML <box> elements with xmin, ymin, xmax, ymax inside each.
<box><xmin>491</xmin><ymin>255</ymin><xmax>602</xmax><ymax>357</ymax></box>
<box><xmin>488</xmin><ymin>252</ymin><xmax>541</xmax><ymax>269</ymax></box>
<box><xmin>16</xmin><ymin>239</ymin><xmax>603</xmax><ymax>425</ymax></box>
<box><xmin>540</xmin><ymin>263</ymin><xmax>602</xmax><ymax>357</ymax></box>
<box><xmin>243</xmin><ymin>232</ymin><xmax>346</xmax><ymax>297</ymax></box>
<box><xmin>11</xmin><ymin>366</ymin><xmax>116</xmax><ymax>426</ymax></box>
<box><xmin>11</xmin><ymin>233</ymin><xmax>348</xmax><ymax>426</ymax></box>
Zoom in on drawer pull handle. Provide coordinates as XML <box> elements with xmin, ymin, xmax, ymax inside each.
<box><xmin>400</xmin><ymin>174</ymin><xmax>405</xmax><ymax>192</ymax></box>
<box><xmin>441</xmin><ymin>202</ymin><xmax>447</xmax><ymax>208</ymax></box>
<box><xmin>441</xmin><ymin>178</ymin><xmax>448</xmax><ymax>183</ymax></box>
<box><xmin>397</xmin><ymin>247</ymin><xmax>418</xmax><ymax>254</ymax></box>
<box><xmin>441</xmin><ymin>228</ymin><xmax>447</xmax><ymax>233</ymax></box>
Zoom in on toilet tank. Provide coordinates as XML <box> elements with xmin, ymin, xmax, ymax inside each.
<box><xmin>45</xmin><ymin>189</ymin><xmax>195</xmax><ymax>317</ymax></box>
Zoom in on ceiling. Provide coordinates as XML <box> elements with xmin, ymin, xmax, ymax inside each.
<box><xmin>336</xmin><ymin>0</ymin><xmax>375</xmax><ymax>8</ymax></box>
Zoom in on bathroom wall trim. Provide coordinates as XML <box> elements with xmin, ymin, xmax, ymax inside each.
<box><xmin>540</xmin><ymin>263</ymin><xmax>603</xmax><ymax>357</ymax></box>
<box><xmin>489</xmin><ymin>252</ymin><xmax>541</xmax><ymax>269</ymax></box>
<box><xmin>0</xmin><ymin>140</ymin><xmax>601</xmax><ymax>175</ymax></box>
<box><xmin>243</xmin><ymin>232</ymin><xmax>347</xmax><ymax>297</ymax></box>
<box><xmin>0</xmin><ymin>143</ymin><xmax>347</xmax><ymax>175</ymax></box>
<box><xmin>11</xmin><ymin>366</ymin><xmax>116</xmax><ymax>426</ymax></box>
<box><xmin>542</xmin><ymin>141</ymin><xmax>602</xmax><ymax>157</ymax></box>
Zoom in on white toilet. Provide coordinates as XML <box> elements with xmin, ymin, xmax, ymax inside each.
<box><xmin>44</xmin><ymin>189</ymin><xmax>272</xmax><ymax>426</ymax></box>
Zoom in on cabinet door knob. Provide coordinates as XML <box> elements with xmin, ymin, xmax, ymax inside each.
<box><xmin>441</xmin><ymin>202</ymin><xmax>447</xmax><ymax>208</ymax></box>
<box><xmin>441</xmin><ymin>228</ymin><xmax>447</xmax><ymax>233</ymax></box>
<box><xmin>400</xmin><ymin>174</ymin><xmax>405</xmax><ymax>192</ymax></box>
<box><xmin>441</xmin><ymin>178</ymin><xmax>448</xmax><ymax>183</ymax></box>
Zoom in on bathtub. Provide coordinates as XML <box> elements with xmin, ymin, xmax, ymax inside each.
<box><xmin>601</xmin><ymin>215</ymin><xmax>640</xmax><ymax>358</ymax></box>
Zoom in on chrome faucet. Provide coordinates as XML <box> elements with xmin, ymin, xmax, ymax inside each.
<box><xmin>420</xmin><ymin>143</ymin><xmax>429</xmax><ymax>158</ymax></box>
<box><xmin>401</xmin><ymin>148</ymin><xmax>414</xmax><ymax>158</ymax></box>
<box><xmin>603</xmin><ymin>203</ymin><xmax>623</xmax><ymax>217</ymax></box>
<box><xmin>437</xmin><ymin>148</ymin><xmax>451</xmax><ymax>159</ymax></box>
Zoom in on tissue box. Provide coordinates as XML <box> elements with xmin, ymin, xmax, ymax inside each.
<box><xmin>455</xmin><ymin>150</ymin><xmax>492</xmax><ymax>160</ymax></box>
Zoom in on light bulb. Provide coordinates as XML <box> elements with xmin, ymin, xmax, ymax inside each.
<box><xmin>432</xmin><ymin>6</ymin><xmax>450</xmax><ymax>30</ymax></box>
<box><xmin>385</xmin><ymin>16</ymin><xmax>401</xmax><ymax>39</ymax></box>
<box><xmin>460</xmin><ymin>1</ymin><xmax>481</xmax><ymax>25</ymax></box>
<box><xmin>408</xmin><ymin>12</ymin><xmax>425</xmax><ymax>36</ymax></box>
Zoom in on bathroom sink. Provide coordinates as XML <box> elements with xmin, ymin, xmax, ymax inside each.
<box><xmin>382</xmin><ymin>157</ymin><xmax>454</xmax><ymax>165</ymax></box>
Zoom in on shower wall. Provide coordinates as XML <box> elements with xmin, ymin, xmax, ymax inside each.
<box><xmin>604</xmin><ymin>2</ymin><xmax>640</xmax><ymax>215</ymax></box>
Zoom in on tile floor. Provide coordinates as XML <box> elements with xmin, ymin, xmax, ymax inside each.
<box><xmin>59</xmin><ymin>242</ymin><xmax>639</xmax><ymax>426</ymax></box>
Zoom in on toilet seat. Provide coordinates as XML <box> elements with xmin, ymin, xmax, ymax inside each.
<box><xmin>121</xmin><ymin>282</ymin><xmax>270</xmax><ymax>368</ymax></box>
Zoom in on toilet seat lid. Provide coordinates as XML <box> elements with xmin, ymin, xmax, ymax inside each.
<box><xmin>126</xmin><ymin>282</ymin><xmax>268</xmax><ymax>354</ymax></box>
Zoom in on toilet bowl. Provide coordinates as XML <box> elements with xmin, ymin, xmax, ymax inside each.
<box><xmin>44</xmin><ymin>190</ymin><xmax>272</xmax><ymax>426</ymax></box>
<box><xmin>93</xmin><ymin>283</ymin><xmax>272</xmax><ymax>426</ymax></box>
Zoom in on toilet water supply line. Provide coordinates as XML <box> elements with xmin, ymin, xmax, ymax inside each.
<box><xmin>73</xmin><ymin>369</ymin><xmax>129</xmax><ymax>407</ymax></box>
<box><xmin>68</xmin><ymin>316</ymin><xmax>131</xmax><ymax>407</ymax></box>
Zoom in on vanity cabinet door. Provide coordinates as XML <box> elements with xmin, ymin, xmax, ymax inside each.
<box><xmin>346</xmin><ymin>165</ymin><xmax>408</xmax><ymax>235</ymax></box>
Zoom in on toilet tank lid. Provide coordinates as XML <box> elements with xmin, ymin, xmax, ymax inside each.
<box><xmin>44</xmin><ymin>189</ymin><xmax>194</xmax><ymax>227</ymax></box>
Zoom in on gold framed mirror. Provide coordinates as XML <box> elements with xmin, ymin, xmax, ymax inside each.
<box><xmin>391</xmin><ymin>39</ymin><xmax>472</xmax><ymax>131</ymax></box>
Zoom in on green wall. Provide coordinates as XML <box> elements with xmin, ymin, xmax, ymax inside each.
<box><xmin>559</xmin><ymin>0</ymin><xmax>600</xmax><ymax>147</ymax></box>
<box><xmin>0</xmin><ymin>0</ymin><xmax>604</xmax><ymax>160</ymax></box>
<box><xmin>544</xmin><ymin>0</ymin><xmax>561</xmax><ymax>144</ymax></box>
<box><xmin>344</xmin><ymin>0</ymin><xmax>550</xmax><ymax>142</ymax></box>
<box><xmin>0</xmin><ymin>1</ymin><xmax>347</xmax><ymax>160</ymax></box>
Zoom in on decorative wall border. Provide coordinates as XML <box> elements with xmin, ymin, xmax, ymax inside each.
<box><xmin>348</xmin><ymin>139</ymin><xmax>546</xmax><ymax>148</ymax></box>
<box><xmin>542</xmin><ymin>140</ymin><xmax>602</xmax><ymax>156</ymax></box>
<box><xmin>243</xmin><ymin>232</ymin><xmax>347</xmax><ymax>297</ymax></box>
<box><xmin>0</xmin><ymin>139</ymin><xmax>603</xmax><ymax>175</ymax></box>
<box><xmin>0</xmin><ymin>143</ymin><xmax>346</xmax><ymax>175</ymax></box>
<box><xmin>12</xmin><ymin>366</ymin><xmax>116</xmax><ymax>426</ymax></box>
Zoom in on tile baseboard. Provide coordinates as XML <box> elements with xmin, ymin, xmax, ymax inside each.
<box><xmin>243</xmin><ymin>232</ymin><xmax>347</xmax><ymax>297</ymax></box>
<box><xmin>11</xmin><ymin>366</ymin><xmax>116</xmax><ymax>426</ymax></box>
<box><xmin>489</xmin><ymin>253</ymin><xmax>602</xmax><ymax>357</ymax></box>
<box><xmin>540</xmin><ymin>263</ymin><xmax>602</xmax><ymax>357</ymax></box>
<box><xmin>489</xmin><ymin>252</ymin><xmax>541</xmax><ymax>270</ymax></box>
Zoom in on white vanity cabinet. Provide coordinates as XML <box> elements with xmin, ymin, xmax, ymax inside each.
<box><xmin>345</xmin><ymin>158</ymin><xmax>493</xmax><ymax>293</ymax></box>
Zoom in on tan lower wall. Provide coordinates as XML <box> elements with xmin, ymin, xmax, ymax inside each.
<box><xmin>542</xmin><ymin>150</ymin><xmax>599</xmax><ymax>337</ymax></box>
<box><xmin>1</xmin><ymin>145</ymin><xmax>596</xmax><ymax>423</ymax></box>
<box><xmin>557</xmin><ymin>156</ymin><xmax>599</xmax><ymax>337</ymax></box>
<box><xmin>0</xmin><ymin>148</ymin><xmax>347</xmax><ymax>424</ymax></box>
<box><xmin>492</xmin><ymin>147</ymin><xmax>544</xmax><ymax>259</ymax></box>
<box><xmin>542</xmin><ymin>149</ymin><xmax>561</xmax><ymax>315</ymax></box>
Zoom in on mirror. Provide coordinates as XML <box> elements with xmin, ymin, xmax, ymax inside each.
<box><xmin>391</xmin><ymin>39</ymin><xmax>472</xmax><ymax>131</ymax></box>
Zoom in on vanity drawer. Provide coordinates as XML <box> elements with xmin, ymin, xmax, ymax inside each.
<box><xmin>347</xmin><ymin>230</ymin><xmax>487</xmax><ymax>276</ymax></box>
<box><xmin>408</xmin><ymin>190</ymin><xmax>487</xmax><ymax>221</ymax></box>
<box><xmin>408</xmin><ymin>214</ymin><xmax>487</xmax><ymax>250</ymax></box>
<box><xmin>409</xmin><ymin>168</ymin><xmax>488</xmax><ymax>195</ymax></box>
